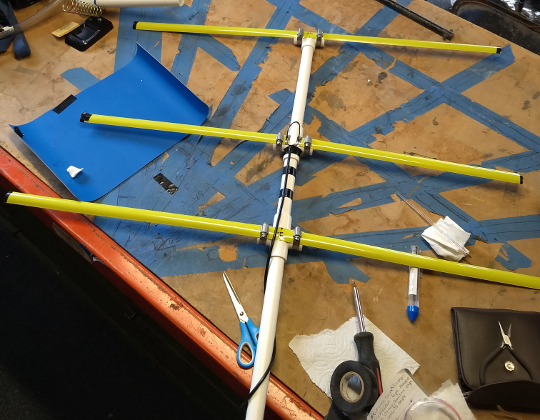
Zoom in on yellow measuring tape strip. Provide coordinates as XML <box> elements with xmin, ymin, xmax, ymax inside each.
<box><xmin>133</xmin><ymin>22</ymin><xmax>501</xmax><ymax>54</ymax></box>
<box><xmin>322</xmin><ymin>33</ymin><xmax>500</xmax><ymax>54</ymax></box>
<box><xmin>81</xmin><ymin>113</ymin><xmax>276</xmax><ymax>144</ymax></box>
<box><xmin>81</xmin><ymin>113</ymin><xmax>522</xmax><ymax>184</ymax></box>
<box><xmin>300</xmin><ymin>233</ymin><xmax>540</xmax><ymax>289</ymax></box>
<box><xmin>5</xmin><ymin>192</ymin><xmax>540</xmax><ymax>289</ymax></box>
<box><xmin>133</xmin><ymin>22</ymin><xmax>298</xmax><ymax>39</ymax></box>
<box><xmin>310</xmin><ymin>139</ymin><xmax>521</xmax><ymax>184</ymax></box>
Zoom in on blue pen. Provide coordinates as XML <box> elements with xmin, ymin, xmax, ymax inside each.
<box><xmin>407</xmin><ymin>245</ymin><xmax>422</xmax><ymax>322</ymax></box>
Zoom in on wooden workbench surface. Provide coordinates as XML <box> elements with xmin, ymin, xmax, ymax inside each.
<box><xmin>1</xmin><ymin>1</ymin><xmax>539</xmax><ymax>419</ymax></box>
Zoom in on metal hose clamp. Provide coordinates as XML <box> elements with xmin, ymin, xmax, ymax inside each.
<box><xmin>293</xmin><ymin>226</ymin><xmax>302</xmax><ymax>250</ymax></box>
<box><xmin>294</xmin><ymin>28</ymin><xmax>304</xmax><ymax>45</ymax></box>
<box><xmin>303</xmin><ymin>135</ymin><xmax>312</xmax><ymax>155</ymax></box>
<box><xmin>260</xmin><ymin>222</ymin><xmax>269</xmax><ymax>242</ymax></box>
<box><xmin>274</xmin><ymin>132</ymin><xmax>284</xmax><ymax>152</ymax></box>
<box><xmin>316</xmin><ymin>28</ymin><xmax>324</xmax><ymax>47</ymax></box>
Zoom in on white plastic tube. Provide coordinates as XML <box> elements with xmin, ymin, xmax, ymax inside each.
<box><xmin>0</xmin><ymin>0</ymin><xmax>64</xmax><ymax>40</ymax></box>
<box><xmin>245</xmin><ymin>36</ymin><xmax>317</xmax><ymax>420</ymax></box>
<box><xmin>94</xmin><ymin>0</ymin><xmax>182</xmax><ymax>6</ymax></box>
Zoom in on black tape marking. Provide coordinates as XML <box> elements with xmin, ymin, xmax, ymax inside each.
<box><xmin>80</xmin><ymin>112</ymin><xmax>91</xmax><ymax>122</ymax></box>
<box><xmin>280</xmin><ymin>188</ymin><xmax>293</xmax><ymax>200</ymax></box>
<box><xmin>13</xmin><ymin>126</ymin><xmax>23</xmax><ymax>138</ymax></box>
<box><xmin>282</xmin><ymin>166</ymin><xmax>297</xmax><ymax>177</ymax></box>
<box><xmin>53</xmin><ymin>95</ymin><xmax>77</xmax><ymax>114</ymax></box>
<box><xmin>153</xmin><ymin>173</ymin><xmax>179</xmax><ymax>195</ymax></box>
<box><xmin>285</xmin><ymin>145</ymin><xmax>303</xmax><ymax>156</ymax></box>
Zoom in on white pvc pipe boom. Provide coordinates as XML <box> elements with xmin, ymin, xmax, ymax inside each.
<box><xmin>245</xmin><ymin>36</ymin><xmax>316</xmax><ymax>420</ymax></box>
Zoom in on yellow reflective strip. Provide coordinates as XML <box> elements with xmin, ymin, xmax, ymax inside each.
<box><xmin>134</xmin><ymin>22</ymin><xmax>297</xmax><ymax>39</ymax></box>
<box><xmin>323</xmin><ymin>33</ymin><xmax>500</xmax><ymax>54</ymax></box>
<box><xmin>85</xmin><ymin>114</ymin><xmax>521</xmax><ymax>184</ymax></box>
<box><xmin>301</xmin><ymin>233</ymin><xmax>540</xmax><ymax>289</ymax></box>
<box><xmin>310</xmin><ymin>139</ymin><xmax>521</xmax><ymax>184</ymax></box>
<box><xmin>5</xmin><ymin>193</ymin><xmax>262</xmax><ymax>238</ymax></box>
<box><xmin>134</xmin><ymin>23</ymin><xmax>500</xmax><ymax>54</ymax></box>
<box><xmin>86</xmin><ymin>114</ymin><xmax>276</xmax><ymax>144</ymax></box>
<box><xmin>6</xmin><ymin>193</ymin><xmax>539</xmax><ymax>288</ymax></box>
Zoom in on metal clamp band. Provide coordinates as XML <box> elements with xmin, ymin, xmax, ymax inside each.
<box><xmin>293</xmin><ymin>226</ymin><xmax>302</xmax><ymax>250</ymax></box>
<box><xmin>280</xmin><ymin>188</ymin><xmax>294</xmax><ymax>200</ymax></box>
<box><xmin>275</xmin><ymin>132</ymin><xmax>284</xmax><ymax>152</ymax></box>
<box><xmin>303</xmin><ymin>135</ymin><xmax>312</xmax><ymax>155</ymax></box>
<box><xmin>294</xmin><ymin>28</ymin><xmax>304</xmax><ymax>45</ymax></box>
<box><xmin>260</xmin><ymin>222</ymin><xmax>269</xmax><ymax>241</ymax></box>
<box><xmin>316</xmin><ymin>28</ymin><xmax>324</xmax><ymax>47</ymax></box>
<box><xmin>282</xmin><ymin>166</ymin><xmax>297</xmax><ymax>177</ymax></box>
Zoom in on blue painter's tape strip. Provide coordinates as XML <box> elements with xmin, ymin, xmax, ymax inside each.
<box><xmin>170</xmin><ymin>0</ymin><xmax>210</xmax><ymax>84</ymax></box>
<box><xmin>390</xmin><ymin>60</ymin><xmax>440</xmax><ymax>90</ymax></box>
<box><xmin>495</xmin><ymin>243</ymin><xmax>532</xmax><ymax>270</ymax></box>
<box><xmin>479</xmin><ymin>215</ymin><xmax>540</xmax><ymax>243</ymax></box>
<box><xmin>116</xmin><ymin>7</ymin><xmax>164</xmax><ymax>71</ymax></box>
<box><xmin>350</xmin><ymin>87</ymin><xmax>446</xmax><ymax>143</ymax></box>
<box><xmin>360</xmin><ymin>0</ymin><xmax>413</xmax><ymax>34</ymax></box>
<box><xmin>288</xmin><ymin>2</ymin><xmax>347</xmax><ymax>34</ymax></box>
<box><xmin>320</xmin><ymin>258</ymin><xmax>371</xmax><ymax>284</ymax></box>
<box><xmin>205</xmin><ymin>1</ymin><xmax>291</xmax><ymax>132</ymax></box>
<box><xmin>483</xmin><ymin>151</ymin><xmax>540</xmax><ymax>173</ymax></box>
<box><xmin>61</xmin><ymin>68</ymin><xmax>100</xmax><ymax>91</ymax></box>
<box><xmin>443</xmin><ymin>45</ymin><xmax>514</xmax><ymax>93</ymax></box>
<box><xmin>171</xmin><ymin>33</ymin><xmax>200</xmax><ymax>85</ymax></box>
<box><xmin>262</xmin><ymin>91</ymin><xmax>296</xmax><ymax>134</ymax></box>
<box><xmin>448</xmin><ymin>91</ymin><xmax>540</xmax><ymax>152</ymax></box>
<box><xmin>197</xmin><ymin>36</ymin><xmax>240</xmax><ymax>71</ymax></box>
<box><xmin>412</xmin><ymin>189</ymin><xmax>476</xmax><ymax>225</ymax></box>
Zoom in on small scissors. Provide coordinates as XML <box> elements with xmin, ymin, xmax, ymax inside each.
<box><xmin>223</xmin><ymin>272</ymin><xmax>260</xmax><ymax>369</ymax></box>
<box><xmin>479</xmin><ymin>321</ymin><xmax>535</xmax><ymax>385</ymax></box>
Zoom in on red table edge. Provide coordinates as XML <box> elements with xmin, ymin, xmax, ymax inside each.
<box><xmin>0</xmin><ymin>147</ymin><xmax>322</xmax><ymax>420</ymax></box>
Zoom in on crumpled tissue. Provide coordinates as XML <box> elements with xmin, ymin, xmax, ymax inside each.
<box><xmin>430</xmin><ymin>380</ymin><xmax>476</xmax><ymax>420</ymax></box>
<box><xmin>421</xmin><ymin>216</ymin><xmax>470</xmax><ymax>262</ymax></box>
<box><xmin>289</xmin><ymin>317</ymin><xmax>419</xmax><ymax>397</ymax></box>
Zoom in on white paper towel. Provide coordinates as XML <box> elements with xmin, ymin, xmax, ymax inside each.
<box><xmin>421</xmin><ymin>216</ymin><xmax>470</xmax><ymax>261</ymax></box>
<box><xmin>431</xmin><ymin>380</ymin><xmax>476</xmax><ymax>420</ymax></box>
<box><xmin>289</xmin><ymin>317</ymin><xmax>420</xmax><ymax>397</ymax></box>
<box><xmin>368</xmin><ymin>373</ymin><xmax>476</xmax><ymax>420</ymax></box>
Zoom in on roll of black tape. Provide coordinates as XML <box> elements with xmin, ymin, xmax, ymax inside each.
<box><xmin>330</xmin><ymin>361</ymin><xmax>378</xmax><ymax>417</ymax></box>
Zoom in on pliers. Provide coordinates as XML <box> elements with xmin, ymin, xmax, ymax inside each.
<box><xmin>479</xmin><ymin>322</ymin><xmax>536</xmax><ymax>385</ymax></box>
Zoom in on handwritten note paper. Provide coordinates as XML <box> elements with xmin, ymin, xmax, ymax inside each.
<box><xmin>368</xmin><ymin>370</ymin><xmax>426</xmax><ymax>420</ymax></box>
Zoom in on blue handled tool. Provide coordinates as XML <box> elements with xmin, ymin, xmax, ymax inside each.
<box><xmin>223</xmin><ymin>272</ymin><xmax>260</xmax><ymax>369</ymax></box>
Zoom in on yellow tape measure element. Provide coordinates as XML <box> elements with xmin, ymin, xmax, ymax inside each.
<box><xmin>310</xmin><ymin>139</ymin><xmax>521</xmax><ymax>184</ymax></box>
<box><xmin>82</xmin><ymin>114</ymin><xmax>521</xmax><ymax>184</ymax></box>
<box><xmin>5</xmin><ymin>192</ymin><xmax>540</xmax><ymax>289</ymax></box>
<box><xmin>133</xmin><ymin>22</ymin><xmax>501</xmax><ymax>54</ymax></box>
<box><xmin>83</xmin><ymin>113</ymin><xmax>276</xmax><ymax>144</ymax></box>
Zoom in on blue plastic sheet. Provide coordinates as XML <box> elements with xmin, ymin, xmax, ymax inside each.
<box><xmin>14</xmin><ymin>45</ymin><xmax>208</xmax><ymax>201</ymax></box>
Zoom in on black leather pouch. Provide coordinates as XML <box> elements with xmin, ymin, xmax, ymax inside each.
<box><xmin>451</xmin><ymin>307</ymin><xmax>540</xmax><ymax>412</ymax></box>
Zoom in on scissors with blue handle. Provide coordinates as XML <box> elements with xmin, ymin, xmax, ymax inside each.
<box><xmin>223</xmin><ymin>272</ymin><xmax>260</xmax><ymax>369</ymax></box>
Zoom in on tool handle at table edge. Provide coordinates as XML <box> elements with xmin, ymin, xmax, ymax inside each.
<box><xmin>238</xmin><ymin>322</ymin><xmax>256</xmax><ymax>369</ymax></box>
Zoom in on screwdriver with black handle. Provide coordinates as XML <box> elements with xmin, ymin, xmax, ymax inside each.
<box><xmin>327</xmin><ymin>280</ymin><xmax>383</xmax><ymax>418</ymax></box>
<box><xmin>352</xmin><ymin>279</ymin><xmax>383</xmax><ymax>397</ymax></box>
